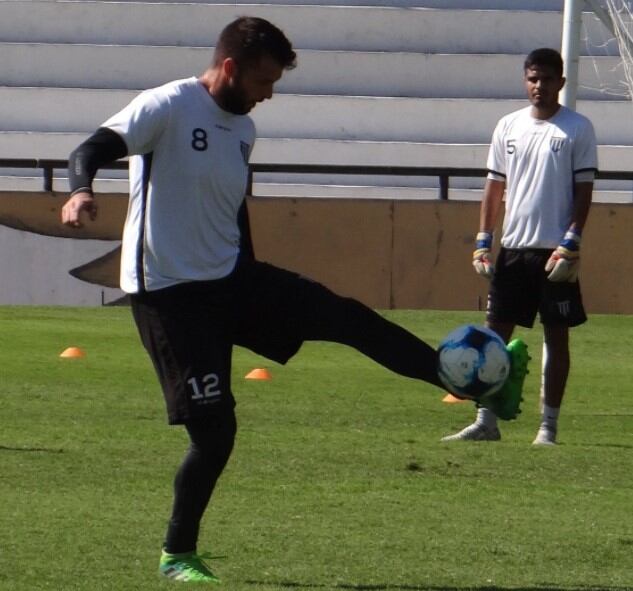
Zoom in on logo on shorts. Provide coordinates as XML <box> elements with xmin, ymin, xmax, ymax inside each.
<box><xmin>557</xmin><ymin>300</ymin><xmax>571</xmax><ymax>317</ymax></box>
<box><xmin>550</xmin><ymin>137</ymin><xmax>565</xmax><ymax>152</ymax></box>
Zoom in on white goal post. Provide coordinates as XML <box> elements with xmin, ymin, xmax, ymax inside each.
<box><xmin>562</xmin><ymin>0</ymin><xmax>633</xmax><ymax>108</ymax></box>
<box><xmin>561</xmin><ymin>0</ymin><xmax>584</xmax><ymax>109</ymax></box>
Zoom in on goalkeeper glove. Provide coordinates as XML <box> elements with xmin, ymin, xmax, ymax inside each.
<box><xmin>545</xmin><ymin>230</ymin><xmax>581</xmax><ymax>282</ymax></box>
<box><xmin>472</xmin><ymin>231</ymin><xmax>494</xmax><ymax>278</ymax></box>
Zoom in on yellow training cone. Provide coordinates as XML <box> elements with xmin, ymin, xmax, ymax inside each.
<box><xmin>60</xmin><ymin>347</ymin><xmax>86</xmax><ymax>358</ymax></box>
<box><xmin>442</xmin><ymin>393</ymin><xmax>467</xmax><ymax>403</ymax></box>
<box><xmin>245</xmin><ymin>368</ymin><xmax>272</xmax><ymax>380</ymax></box>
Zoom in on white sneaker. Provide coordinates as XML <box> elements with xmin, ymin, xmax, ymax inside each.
<box><xmin>441</xmin><ymin>423</ymin><xmax>501</xmax><ymax>442</ymax></box>
<box><xmin>532</xmin><ymin>424</ymin><xmax>557</xmax><ymax>446</ymax></box>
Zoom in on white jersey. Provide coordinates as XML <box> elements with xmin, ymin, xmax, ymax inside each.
<box><xmin>487</xmin><ymin>105</ymin><xmax>598</xmax><ymax>249</ymax></box>
<box><xmin>102</xmin><ymin>77</ymin><xmax>256</xmax><ymax>293</ymax></box>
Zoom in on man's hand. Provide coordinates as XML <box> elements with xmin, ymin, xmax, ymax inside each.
<box><xmin>472</xmin><ymin>231</ymin><xmax>494</xmax><ymax>278</ymax></box>
<box><xmin>545</xmin><ymin>230</ymin><xmax>581</xmax><ymax>282</ymax></box>
<box><xmin>61</xmin><ymin>191</ymin><xmax>97</xmax><ymax>228</ymax></box>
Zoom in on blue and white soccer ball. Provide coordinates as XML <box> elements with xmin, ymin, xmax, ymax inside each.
<box><xmin>438</xmin><ymin>324</ymin><xmax>510</xmax><ymax>400</ymax></box>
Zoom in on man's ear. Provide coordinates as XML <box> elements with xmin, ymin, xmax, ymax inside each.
<box><xmin>222</xmin><ymin>57</ymin><xmax>237</xmax><ymax>81</ymax></box>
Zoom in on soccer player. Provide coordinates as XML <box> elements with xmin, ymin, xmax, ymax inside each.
<box><xmin>59</xmin><ymin>16</ymin><xmax>523</xmax><ymax>584</ymax></box>
<box><xmin>441</xmin><ymin>48</ymin><xmax>597</xmax><ymax>446</ymax></box>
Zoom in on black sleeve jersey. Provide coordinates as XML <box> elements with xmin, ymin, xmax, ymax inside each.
<box><xmin>68</xmin><ymin>127</ymin><xmax>128</xmax><ymax>195</ymax></box>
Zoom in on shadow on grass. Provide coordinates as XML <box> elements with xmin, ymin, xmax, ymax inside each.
<box><xmin>567</xmin><ymin>443</ymin><xmax>633</xmax><ymax>450</ymax></box>
<box><xmin>0</xmin><ymin>444</ymin><xmax>64</xmax><ymax>453</ymax></box>
<box><xmin>245</xmin><ymin>581</ymin><xmax>628</xmax><ymax>591</ymax></box>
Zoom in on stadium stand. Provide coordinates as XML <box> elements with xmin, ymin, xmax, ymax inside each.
<box><xmin>1</xmin><ymin>0</ymin><xmax>633</xmax><ymax>200</ymax></box>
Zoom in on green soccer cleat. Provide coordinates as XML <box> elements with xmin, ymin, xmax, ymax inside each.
<box><xmin>159</xmin><ymin>550</ymin><xmax>220</xmax><ymax>584</ymax></box>
<box><xmin>477</xmin><ymin>338</ymin><xmax>530</xmax><ymax>420</ymax></box>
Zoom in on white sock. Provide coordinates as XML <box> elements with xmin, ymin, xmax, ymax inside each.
<box><xmin>476</xmin><ymin>407</ymin><xmax>498</xmax><ymax>429</ymax></box>
<box><xmin>542</xmin><ymin>404</ymin><xmax>560</xmax><ymax>430</ymax></box>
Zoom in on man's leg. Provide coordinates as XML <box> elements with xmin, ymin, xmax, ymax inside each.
<box><xmin>234</xmin><ymin>261</ymin><xmax>443</xmax><ymax>388</ymax></box>
<box><xmin>533</xmin><ymin>324</ymin><xmax>569</xmax><ymax>445</ymax></box>
<box><xmin>130</xmin><ymin>285</ymin><xmax>237</xmax><ymax>581</ymax></box>
<box><xmin>475</xmin><ymin>320</ymin><xmax>516</xmax><ymax>432</ymax></box>
<box><xmin>534</xmin><ymin>274</ymin><xmax>585</xmax><ymax>445</ymax></box>
<box><xmin>442</xmin><ymin>249</ymin><xmax>538</xmax><ymax>442</ymax></box>
<box><xmin>164</xmin><ymin>412</ymin><xmax>237</xmax><ymax>553</ymax></box>
<box><xmin>159</xmin><ymin>411</ymin><xmax>237</xmax><ymax>583</ymax></box>
<box><xmin>541</xmin><ymin>324</ymin><xmax>570</xmax><ymax>408</ymax></box>
<box><xmin>441</xmin><ymin>320</ymin><xmax>517</xmax><ymax>442</ymax></box>
<box><xmin>302</xmin><ymin>291</ymin><xmax>443</xmax><ymax>388</ymax></box>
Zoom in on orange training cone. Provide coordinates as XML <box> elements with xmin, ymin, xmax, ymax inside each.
<box><xmin>442</xmin><ymin>393</ymin><xmax>467</xmax><ymax>403</ymax></box>
<box><xmin>60</xmin><ymin>347</ymin><xmax>86</xmax><ymax>358</ymax></box>
<box><xmin>245</xmin><ymin>368</ymin><xmax>272</xmax><ymax>380</ymax></box>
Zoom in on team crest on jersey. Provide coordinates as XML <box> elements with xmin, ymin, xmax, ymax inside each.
<box><xmin>240</xmin><ymin>141</ymin><xmax>251</xmax><ymax>165</ymax></box>
<box><xmin>550</xmin><ymin>137</ymin><xmax>565</xmax><ymax>152</ymax></box>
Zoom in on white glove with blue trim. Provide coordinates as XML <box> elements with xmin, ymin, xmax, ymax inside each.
<box><xmin>545</xmin><ymin>230</ymin><xmax>581</xmax><ymax>282</ymax></box>
<box><xmin>472</xmin><ymin>232</ymin><xmax>494</xmax><ymax>279</ymax></box>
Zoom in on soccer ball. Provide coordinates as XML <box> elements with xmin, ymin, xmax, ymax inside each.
<box><xmin>437</xmin><ymin>324</ymin><xmax>510</xmax><ymax>400</ymax></box>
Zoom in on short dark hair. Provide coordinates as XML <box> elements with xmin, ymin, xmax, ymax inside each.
<box><xmin>214</xmin><ymin>17</ymin><xmax>296</xmax><ymax>70</ymax></box>
<box><xmin>524</xmin><ymin>48</ymin><xmax>564</xmax><ymax>78</ymax></box>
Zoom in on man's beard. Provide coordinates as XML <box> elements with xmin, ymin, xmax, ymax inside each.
<box><xmin>215</xmin><ymin>81</ymin><xmax>251</xmax><ymax>115</ymax></box>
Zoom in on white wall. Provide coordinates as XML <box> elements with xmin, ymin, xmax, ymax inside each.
<box><xmin>0</xmin><ymin>226</ymin><xmax>123</xmax><ymax>305</ymax></box>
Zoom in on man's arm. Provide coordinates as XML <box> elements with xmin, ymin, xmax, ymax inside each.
<box><xmin>61</xmin><ymin>128</ymin><xmax>128</xmax><ymax>227</ymax></box>
<box><xmin>569</xmin><ymin>180</ymin><xmax>593</xmax><ymax>234</ymax></box>
<box><xmin>472</xmin><ymin>177</ymin><xmax>505</xmax><ymax>278</ymax></box>
<box><xmin>544</xmin><ymin>178</ymin><xmax>594</xmax><ymax>282</ymax></box>
<box><xmin>237</xmin><ymin>200</ymin><xmax>255</xmax><ymax>261</ymax></box>
<box><xmin>479</xmin><ymin>177</ymin><xmax>506</xmax><ymax>233</ymax></box>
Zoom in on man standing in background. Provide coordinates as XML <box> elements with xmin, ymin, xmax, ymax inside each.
<box><xmin>442</xmin><ymin>48</ymin><xmax>597</xmax><ymax>446</ymax></box>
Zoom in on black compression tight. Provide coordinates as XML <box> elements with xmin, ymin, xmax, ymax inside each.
<box><xmin>233</xmin><ymin>261</ymin><xmax>442</xmax><ymax>388</ymax></box>
<box><xmin>164</xmin><ymin>411</ymin><xmax>237</xmax><ymax>554</ymax></box>
<box><xmin>300</xmin><ymin>290</ymin><xmax>443</xmax><ymax>389</ymax></box>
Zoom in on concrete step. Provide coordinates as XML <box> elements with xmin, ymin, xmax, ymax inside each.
<box><xmin>43</xmin><ymin>1</ymin><xmax>563</xmax><ymax>8</ymax></box>
<box><xmin>1</xmin><ymin>131</ymin><xmax>631</xmax><ymax>201</ymax></box>
<box><xmin>1</xmin><ymin>43</ymin><xmax>625</xmax><ymax>100</ymax></box>
<box><xmin>3</xmin><ymin>132</ymin><xmax>633</xmax><ymax>173</ymax></box>
<box><xmin>0</xmin><ymin>132</ymin><xmax>487</xmax><ymax>166</ymax></box>
<box><xmin>2</xmin><ymin>87</ymin><xmax>632</xmax><ymax>146</ymax></box>
<box><xmin>0</xmin><ymin>174</ymin><xmax>629</xmax><ymax>204</ymax></box>
<box><xmin>0</xmin><ymin>2</ymin><xmax>615</xmax><ymax>55</ymax></box>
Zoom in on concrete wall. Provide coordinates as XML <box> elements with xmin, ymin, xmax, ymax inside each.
<box><xmin>249</xmin><ymin>197</ymin><xmax>633</xmax><ymax>314</ymax></box>
<box><xmin>1</xmin><ymin>190</ymin><xmax>630</xmax><ymax>313</ymax></box>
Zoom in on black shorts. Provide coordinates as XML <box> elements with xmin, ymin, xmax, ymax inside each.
<box><xmin>486</xmin><ymin>248</ymin><xmax>587</xmax><ymax>329</ymax></box>
<box><xmin>130</xmin><ymin>260</ymin><xmax>342</xmax><ymax>424</ymax></box>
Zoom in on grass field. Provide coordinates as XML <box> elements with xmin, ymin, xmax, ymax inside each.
<box><xmin>1</xmin><ymin>306</ymin><xmax>631</xmax><ymax>591</ymax></box>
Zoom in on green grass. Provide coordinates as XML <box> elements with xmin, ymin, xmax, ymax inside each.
<box><xmin>1</xmin><ymin>307</ymin><xmax>631</xmax><ymax>591</ymax></box>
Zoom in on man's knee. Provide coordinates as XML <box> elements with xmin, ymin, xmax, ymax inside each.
<box><xmin>185</xmin><ymin>410</ymin><xmax>237</xmax><ymax>468</ymax></box>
